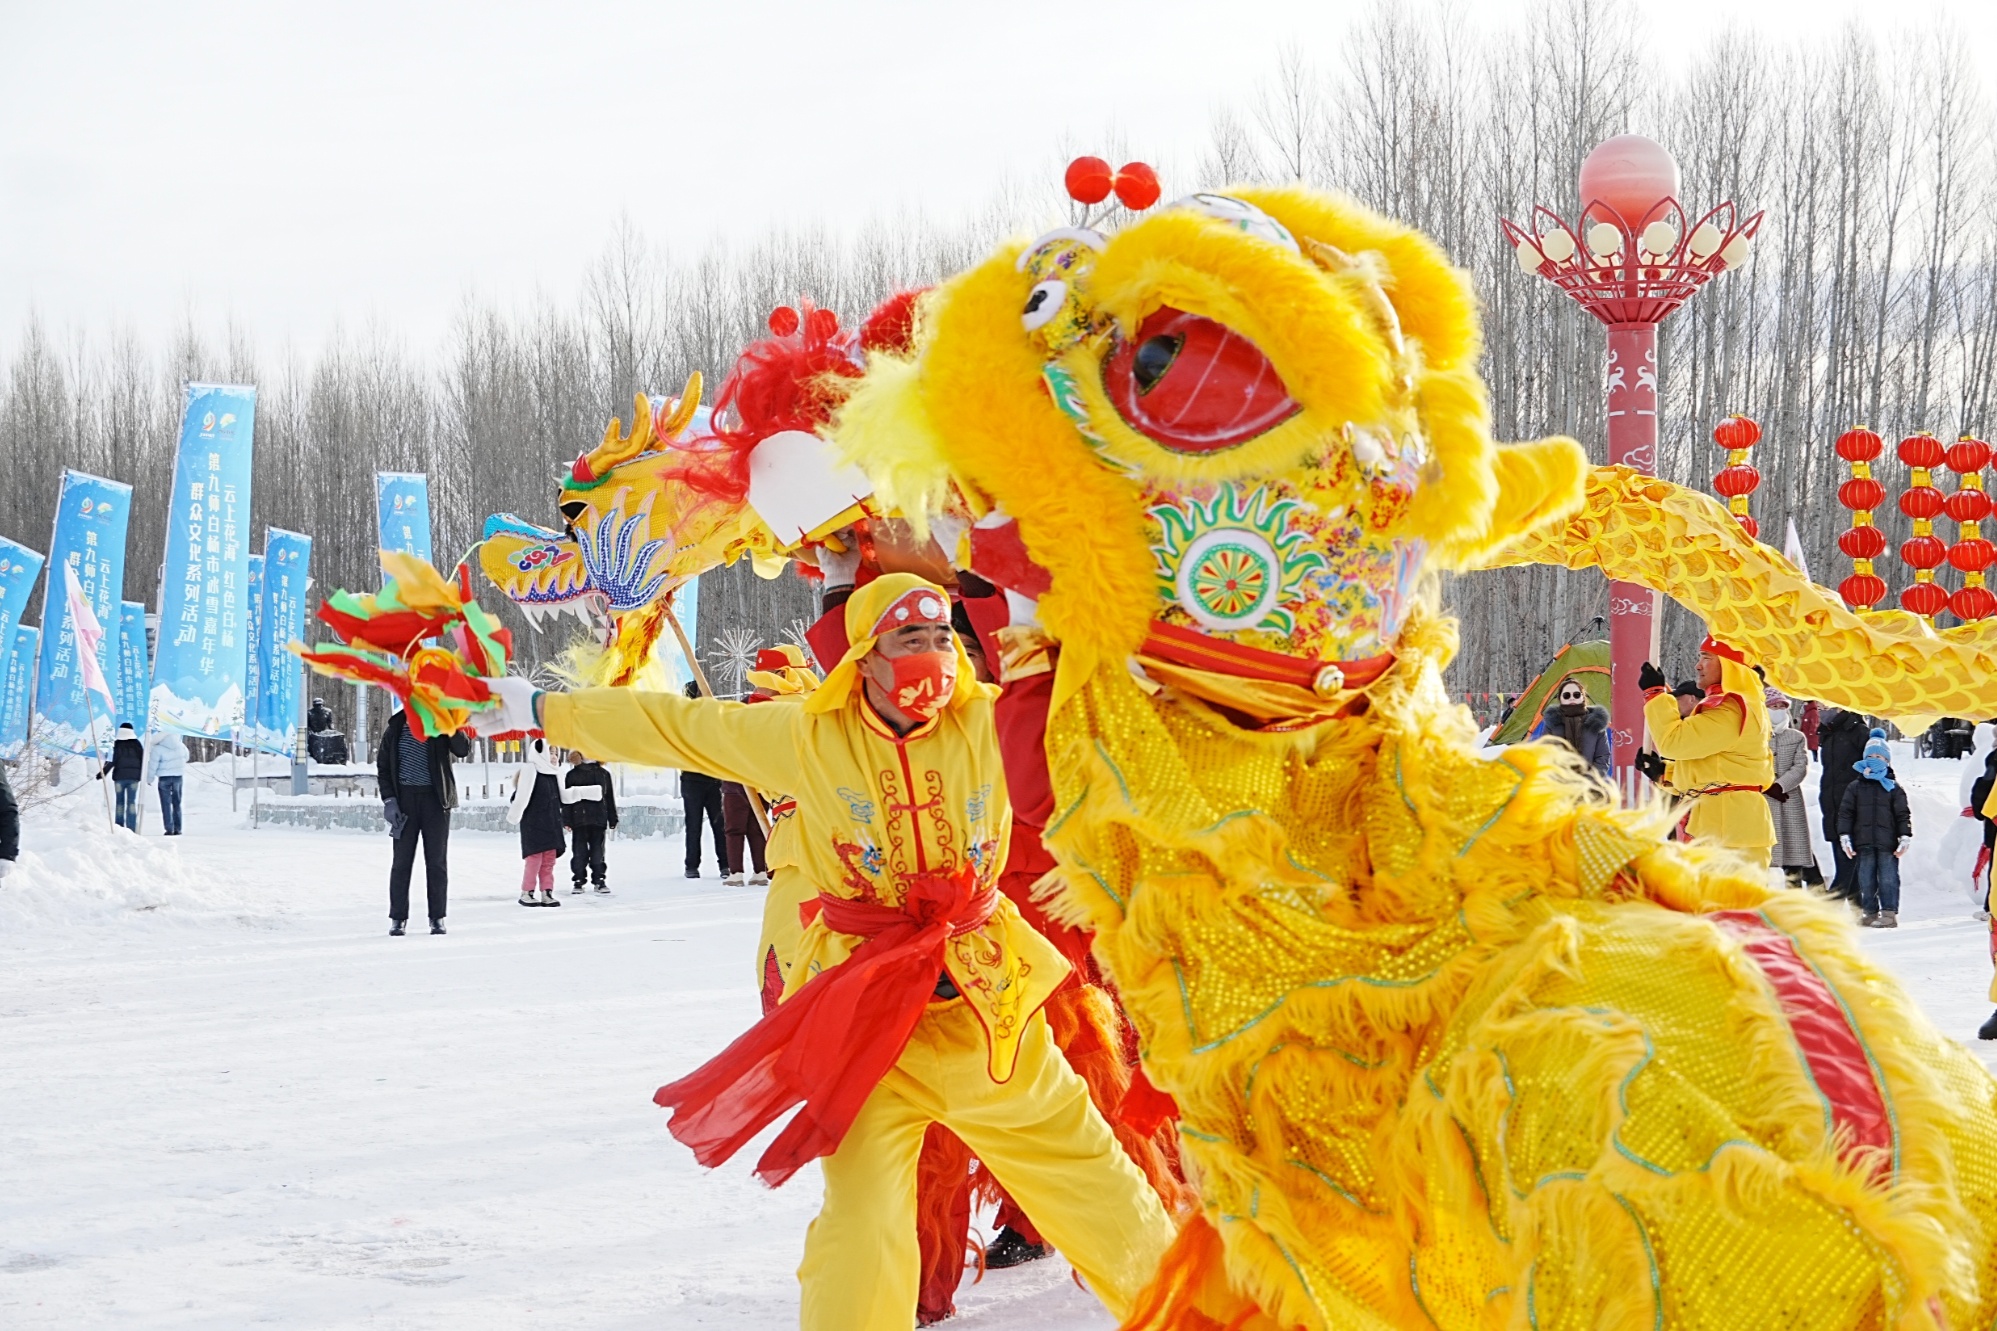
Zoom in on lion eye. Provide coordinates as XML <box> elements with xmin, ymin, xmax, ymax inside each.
<box><xmin>1100</xmin><ymin>307</ymin><xmax>1299</xmax><ymax>453</ymax></box>
<box><xmin>1131</xmin><ymin>334</ymin><xmax>1182</xmax><ymax>394</ymax></box>
<box><xmin>1022</xmin><ymin>279</ymin><xmax>1068</xmax><ymax>331</ymax></box>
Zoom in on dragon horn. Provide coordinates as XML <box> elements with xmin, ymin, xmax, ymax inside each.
<box><xmin>657</xmin><ymin>371</ymin><xmax>703</xmax><ymax>440</ymax></box>
<box><xmin>1489</xmin><ymin>465</ymin><xmax>1997</xmax><ymax>722</ymax></box>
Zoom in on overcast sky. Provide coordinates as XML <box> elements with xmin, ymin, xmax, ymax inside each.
<box><xmin>1</xmin><ymin>0</ymin><xmax>1988</xmax><ymax>359</ymax></box>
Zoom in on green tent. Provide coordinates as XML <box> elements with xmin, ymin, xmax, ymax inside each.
<box><xmin>1490</xmin><ymin>639</ymin><xmax>1611</xmax><ymax>745</ymax></box>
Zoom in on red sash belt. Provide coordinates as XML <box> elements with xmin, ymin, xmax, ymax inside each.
<box><xmin>1141</xmin><ymin>619</ymin><xmax>1394</xmax><ymax>696</ymax></box>
<box><xmin>653</xmin><ymin>866</ymin><xmax>996</xmax><ymax>1187</ymax></box>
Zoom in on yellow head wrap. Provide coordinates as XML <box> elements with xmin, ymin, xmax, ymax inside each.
<box><xmin>804</xmin><ymin>572</ymin><xmax>997</xmax><ymax>716</ymax></box>
<box><xmin>744</xmin><ymin>643</ymin><xmax>820</xmax><ymax>697</ymax></box>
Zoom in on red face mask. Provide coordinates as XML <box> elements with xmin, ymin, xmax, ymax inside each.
<box><xmin>875</xmin><ymin>649</ymin><xmax>957</xmax><ymax>721</ymax></box>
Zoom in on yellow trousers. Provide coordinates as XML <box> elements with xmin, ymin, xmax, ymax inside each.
<box><xmin>797</xmin><ymin>1001</ymin><xmax>1176</xmax><ymax>1331</ymax></box>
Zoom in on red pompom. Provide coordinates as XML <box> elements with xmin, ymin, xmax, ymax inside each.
<box><xmin>1951</xmin><ymin>584</ymin><xmax>1997</xmax><ymax>621</ymax></box>
<box><xmin>1839</xmin><ymin>573</ymin><xmax>1888</xmax><ymax>609</ymax></box>
<box><xmin>858</xmin><ymin>288</ymin><xmax>929</xmax><ymax>357</ymax></box>
<box><xmin>1712</xmin><ymin>414</ymin><xmax>1760</xmax><ymax>450</ymax></box>
<box><xmin>1898</xmin><ymin>432</ymin><xmax>1946</xmax><ymax>468</ymax></box>
<box><xmin>1948</xmin><ymin>437</ymin><xmax>1993</xmax><ymax>473</ymax></box>
<box><xmin>1713</xmin><ymin>464</ymin><xmax>1761</xmax><ymax>497</ymax></box>
<box><xmin>1113</xmin><ymin>161</ymin><xmax>1162</xmax><ymax>211</ymax></box>
<box><xmin>1838</xmin><ymin>477</ymin><xmax>1885</xmax><ymax>511</ymax></box>
<box><xmin>1835</xmin><ymin>427</ymin><xmax>1884</xmax><ymax>462</ymax></box>
<box><xmin>1901</xmin><ymin>580</ymin><xmax>1950</xmax><ymax>617</ymax></box>
<box><xmin>1899</xmin><ymin>485</ymin><xmax>1945</xmax><ymax>520</ymax></box>
<box><xmin>1944</xmin><ymin>488</ymin><xmax>1993</xmax><ymax>523</ymax></box>
<box><xmin>1949</xmin><ymin>538</ymin><xmax>1997</xmax><ymax>573</ymax></box>
<box><xmin>768</xmin><ymin>306</ymin><xmax>801</xmax><ymax>337</ymax></box>
<box><xmin>1837</xmin><ymin>525</ymin><xmax>1887</xmax><ymax>559</ymax></box>
<box><xmin>1900</xmin><ymin>534</ymin><xmax>1949</xmax><ymax>569</ymax></box>
<box><xmin>1065</xmin><ymin>156</ymin><xmax>1114</xmax><ymax>205</ymax></box>
<box><xmin>804</xmin><ymin>307</ymin><xmax>839</xmax><ymax>341</ymax></box>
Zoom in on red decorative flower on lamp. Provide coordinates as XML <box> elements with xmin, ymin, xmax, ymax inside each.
<box><xmin>1835</xmin><ymin>427</ymin><xmax>1887</xmax><ymax>609</ymax></box>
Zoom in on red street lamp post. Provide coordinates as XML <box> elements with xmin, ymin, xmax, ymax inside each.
<box><xmin>1501</xmin><ymin>134</ymin><xmax>1762</xmax><ymax>802</ymax></box>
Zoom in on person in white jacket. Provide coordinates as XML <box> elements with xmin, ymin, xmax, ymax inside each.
<box><xmin>143</xmin><ymin>730</ymin><xmax>189</xmax><ymax>836</ymax></box>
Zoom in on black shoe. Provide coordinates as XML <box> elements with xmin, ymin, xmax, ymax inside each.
<box><xmin>594</xmin><ymin>883</ymin><xmax>610</xmax><ymax>894</ymax></box>
<box><xmin>571</xmin><ymin>883</ymin><xmax>585</xmax><ymax>894</ymax></box>
<box><xmin>389</xmin><ymin>920</ymin><xmax>406</xmax><ymax>936</ymax></box>
<box><xmin>1980</xmin><ymin>1010</ymin><xmax>1997</xmax><ymax>1041</ymax></box>
<box><xmin>685</xmin><ymin>868</ymin><xmax>701</xmax><ymax>879</ymax></box>
<box><xmin>430</xmin><ymin>919</ymin><xmax>446</xmax><ymax>935</ymax></box>
<box><xmin>983</xmin><ymin>1226</ymin><xmax>1051</xmax><ymax>1269</ymax></box>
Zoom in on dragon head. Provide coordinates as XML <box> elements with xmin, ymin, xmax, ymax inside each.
<box><xmin>479</xmin><ymin>374</ymin><xmax>784</xmax><ymax>677</ymax></box>
<box><xmin>837</xmin><ymin>185</ymin><xmax>1588</xmax><ymax>698</ymax></box>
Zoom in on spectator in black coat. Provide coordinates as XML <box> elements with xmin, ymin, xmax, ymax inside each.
<box><xmin>96</xmin><ymin>723</ymin><xmax>145</xmax><ymax>831</ymax></box>
<box><xmin>1818</xmin><ymin>708</ymin><xmax>1873</xmax><ymax>900</ymax></box>
<box><xmin>0</xmin><ymin>759</ymin><xmax>18</xmax><ymax>879</ymax></box>
<box><xmin>1837</xmin><ymin>729</ymin><xmax>1912</xmax><ymax>929</ymax></box>
<box><xmin>1534</xmin><ymin>677</ymin><xmax>1612</xmax><ymax>780</ymax></box>
<box><xmin>679</xmin><ymin>680</ymin><xmax>726</xmax><ymax>879</ymax></box>
<box><xmin>307</xmin><ymin>697</ymin><xmax>335</xmax><ymax>734</ymax></box>
<box><xmin>376</xmin><ymin>708</ymin><xmax>472</xmax><ymax>935</ymax></box>
<box><xmin>563</xmin><ymin>752</ymin><xmax>618</xmax><ymax>893</ymax></box>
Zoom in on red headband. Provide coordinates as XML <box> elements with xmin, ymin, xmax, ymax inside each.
<box><xmin>1700</xmin><ymin>635</ymin><xmax>1745</xmax><ymax>665</ymax></box>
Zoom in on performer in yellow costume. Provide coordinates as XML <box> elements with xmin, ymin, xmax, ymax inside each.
<box><xmin>490</xmin><ymin>573</ymin><xmax>1173</xmax><ymax>1331</ymax></box>
<box><xmin>1641</xmin><ymin>636</ymin><xmax>1776</xmax><ymax>863</ymax></box>
<box><xmin>830</xmin><ymin>183</ymin><xmax>1997</xmax><ymax>1328</ymax></box>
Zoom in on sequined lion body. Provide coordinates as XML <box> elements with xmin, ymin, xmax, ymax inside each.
<box><xmin>832</xmin><ymin>184</ymin><xmax>1997</xmax><ymax>1328</ymax></box>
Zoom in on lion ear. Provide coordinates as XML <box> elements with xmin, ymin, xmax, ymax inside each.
<box><xmin>1481</xmin><ymin>436</ymin><xmax>1590</xmax><ymax>555</ymax></box>
<box><xmin>832</xmin><ymin>353</ymin><xmax>960</xmax><ymax>523</ymax></box>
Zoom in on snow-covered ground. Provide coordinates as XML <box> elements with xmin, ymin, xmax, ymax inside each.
<box><xmin>3</xmin><ymin>743</ymin><xmax>1994</xmax><ymax>1329</ymax></box>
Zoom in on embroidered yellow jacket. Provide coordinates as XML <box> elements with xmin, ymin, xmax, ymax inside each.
<box><xmin>542</xmin><ymin>685</ymin><xmax>1069</xmax><ymax>1080</ymax></box>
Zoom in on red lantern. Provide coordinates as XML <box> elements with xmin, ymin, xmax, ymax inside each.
<box><xmin>1837</xmin><ymin>525</ymin><xmax>1887</xmax><ymax>559</ymax></box>
<box><xmin>1901</xmin><ymin>580</ymin><xmax>1950</xmax><ymax>616</ymax></box>
<box><xmin>1839</xmin><ymin>477</ymin><xmax>1885</xmax><ymax>511</ymax></box>
<box><xmin>1901</xmin><ymin>534</ymin><xmax>1949</xmax><ymax>569</ymax></box>
<box><xmin>1952</xmin><ymin>585</ymin><xmax>1997</xmax><ymax>621</ymax></box>
<box><xmin>1840</xmin><ymin>573</ymin><xmax>1888</xmax><ymax>608</ymax></box>
<box><xmin>1713</xmin><ymin>464</ymin><xmax>1761</xmax><ymax>497</ymax></box>
<box><xmin>1736</xmin><ymin>515</ymin><xmax>1760</xmax><ymax>539</ymax></box>
<box><xmin>1899</xmin><ymin>432</ymin><xmax>1946</xmax><ymax>468</ymax></box>
<box><xmin>1064</xmin><ymin>156</ymin><xmax>1114</xmax><ymax>205</ymax></box>
<box><xmin>1899</xmin><ymin>485</ymin><xmax>1945</xmax><ymax>519</ymax></box>
<box><xmin>1945</xmin><ymin>488</ymin><xmax>1994</xmax><ymax>522</ymax></box>
<box><xmin>1112</xmin><ymin>162</ymin><xmax>1162</xmax><ymax>211</ymax></box>
<box><xmin>1950</xmin><ymin>538</ymin><xmax>1997</xmax><ymax>573</ymax></box>
<box><xmin>1836</xmin><ymin>427</ymin><xmax>1884</xmax><ymax>462</ymax></box>
<box><xmin>1712</xmin><ymin>415</ymin><xmax>1761</xmax><ymax>450</ymax></box>
<box><xmin>1948</xmin><ymin>438</ymin><xmax>1993</xmax><ymax>473</ymax></box>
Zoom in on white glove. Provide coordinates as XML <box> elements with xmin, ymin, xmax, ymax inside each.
<box><xmin>1896</xmin><ymin>836</ymin><xmax>1911</xmax><ymax>859</ymax></box>
<box><xmin>487</xmin><ymin>676</ymin><xmax>543</xmax><ymax>734</ymax></box>
<box><xmin>816</xmin><ymin>532</ymin><xmax>862</xmax><ymax>590</ymax></box>
<box><xmin>1840</xmin><ymin>836</ymin><xmax>1854</xmax><ymax>857</ymax></box>
<box><xmin>0</xmin><ymin>859</ymin><xmax>13</xmax><ymax>880</ymax></box>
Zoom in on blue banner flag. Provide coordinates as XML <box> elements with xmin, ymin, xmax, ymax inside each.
<box><xmin>375</xmin><ymin>472</ymin><xmax>433</xmax><ymax>564</ymax></box>
<box><xmin>0</xmin><ymin>535</ymin><xmax>45</xmax><ymax>656</ymax></box>
<box><xmin>152</xmin><ymin>383</ymin><xmax>256</xmax><ymax>738</ymax></box>
<box><xmin>244</xmin><ymin>553</ymin><xmax>264</xmax><ymax>740</ymax></box>
<box><xmin>117</xmin><ymin>602</ymin><xmax>149</xmax><ymax>730</ymax></box>
<box><xmin>255</xmin><ymin>529</ymin><xmax>311</xmax><ymax>755</ymax></box>
<box><xmin>0</xmin><ymin>626</ymin><xmax>36</xmax><ymax>759</ymax></box>
<box><xmin>33</xmin><ymin>471</ymin><xmax>132</xmax><ymax>756</ymax></box>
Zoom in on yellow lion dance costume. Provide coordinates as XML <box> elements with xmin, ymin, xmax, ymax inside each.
<box><xmin>833</xmin><ymin>185</ymin><xmax>1997</xmax><ymax>1329</ymax></box>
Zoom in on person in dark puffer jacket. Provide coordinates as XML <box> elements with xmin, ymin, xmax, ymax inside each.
<box><xmin>96</xmin><ymin>723</ymin><xmax>145</xmax><ymax>831</ymax></box>
<box><xmin>1818</xmin><ymin>707</ymin><xmax>1873</xmax><ymax>900</ymax></box>
<box><xmin>563</xmin><ymin>751</ymin><xmax>618</xmax><ymax>894</ymax></box>
<box><xmin>1837</xmin><ymin>729</ymin><xmax>1912</xmax><ymax>929</ymax></box>
<box><xmin>1533</xmin><ymin>675</ymin><xmax>1612</xmax><ymax>780</ymax></box>
<box><xmin>0</xmin><ymin>758</ymin><xmax>18</xmax><ymax>880</ymax></box>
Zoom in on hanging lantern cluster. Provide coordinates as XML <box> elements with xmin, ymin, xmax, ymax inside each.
<box><xmin>1897</xmin><ymin>431</ymin><xmax>1949</xmax><ymax>618</ymax></box>
<box><xmin>1835</xmin><ymin>426</ymin><xmax>1887</xmax><ymax>609</ymax></box>
<box><xmin>1711</xmin><ymin>414</ymin><xmax>1761</xmax><ymax>538</ymax></box>
<box><xmin>1945</xmin><ymin>435</ymin><xmax>1997</xmax><ymax>621</ymax></box>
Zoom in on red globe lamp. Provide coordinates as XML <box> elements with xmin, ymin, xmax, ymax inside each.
<box><xmin>1834</xmin><ymin>426</ymin><xmax>1888</xmax><ymax>609</ymax></box>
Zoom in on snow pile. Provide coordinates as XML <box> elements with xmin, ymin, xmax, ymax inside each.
<box><xmin>0</xmin><ymin>793</ymin><xmax>279</xmax><ymax>935</ymax></box>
